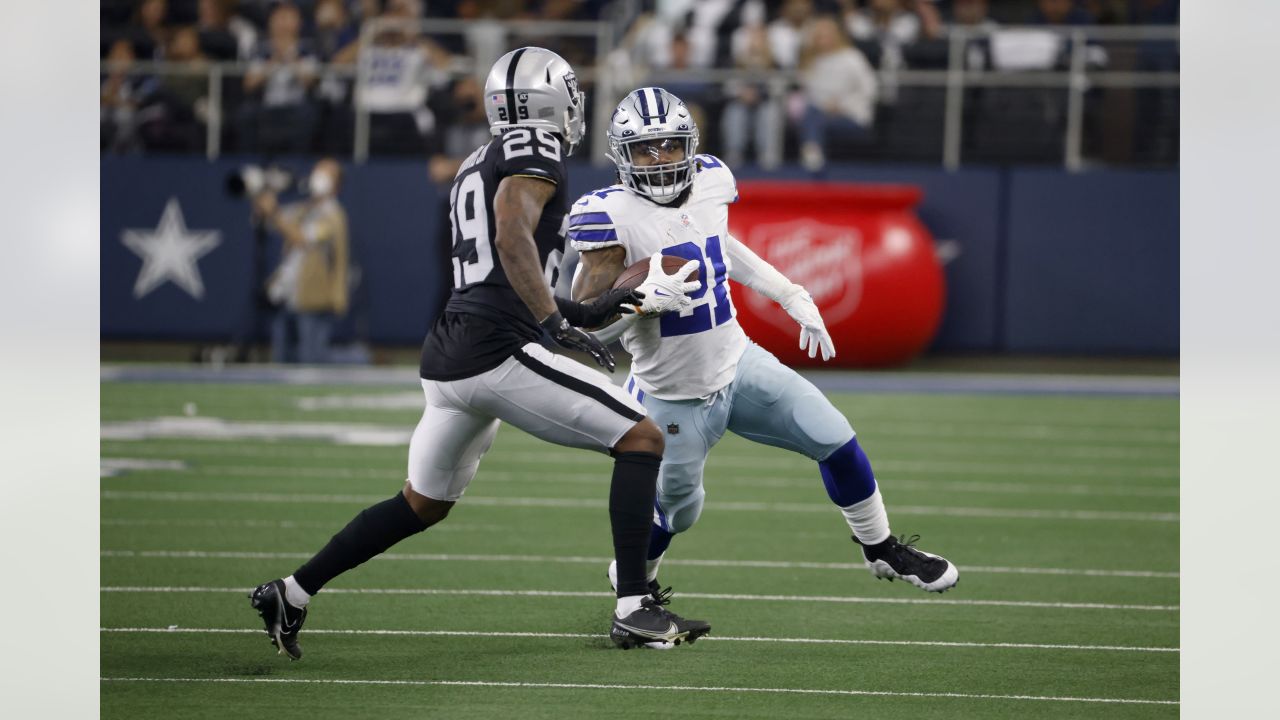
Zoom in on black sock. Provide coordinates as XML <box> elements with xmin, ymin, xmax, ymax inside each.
<box><xmin>610</xmin><ymin>451</ymin><xmax>661</xmax><ymax>598</ymax></box>
<box><xmin>292</xmin><ymin>493</ymin><xmax>428</xmax><ymax>595</ymax></box>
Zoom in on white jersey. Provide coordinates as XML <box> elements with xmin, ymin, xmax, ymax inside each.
<box><xmin>569</xmin><ymin>155</ymin><xmax>749</xmax><ymax>401</ymax></box>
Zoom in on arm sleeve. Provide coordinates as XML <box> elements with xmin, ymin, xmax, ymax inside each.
<box><xmin>726</xmin><ymin>232</ymin><xmax>800</xmax><ymax>303</ymax></box>
<box><xmin>567</xmin><ymin>193</ymin><xmax>624</xmax><ymax>252</ymax></box>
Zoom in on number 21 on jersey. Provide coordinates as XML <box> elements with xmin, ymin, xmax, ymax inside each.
<box><xmin>660</xmin><ymin>235</ymin><xmax>732</xmax><ymax>337</ymax></box>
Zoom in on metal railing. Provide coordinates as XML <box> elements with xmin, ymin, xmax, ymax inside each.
<box><xmin>101</xmin><ymin>21</ymin><xmax>1178</xmax><ymax>170</ymax></box>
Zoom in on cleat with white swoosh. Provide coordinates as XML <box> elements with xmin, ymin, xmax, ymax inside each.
<box><xmin>249</xmin><ymin>579</ymin><xmax>307</xmax><ymax>659</ymax></box>
<box><xmin>610</xmin><ymin>596</ymin><xmax>710</xmax><ymax>649</ymax></box>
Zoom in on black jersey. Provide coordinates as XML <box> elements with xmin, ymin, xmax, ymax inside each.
<box><xmin>420</xmin><ymin>128</ymin><xmax>570</xmax><ymax>380</ymax></box>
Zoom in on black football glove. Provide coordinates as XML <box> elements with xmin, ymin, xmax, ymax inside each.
<box><xmin>540</xmin><ymin>312</ymin><xmax>616</xmax><ymax>372</ymax></box>
<box><xmin>555</xmin><ymin>288</ymin><xmax>645</xmax><ymax>329</ymax></box>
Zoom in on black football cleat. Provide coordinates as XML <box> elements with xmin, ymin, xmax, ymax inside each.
<box><xmin>249</xmin><ymin>579</ymin><xmax>307</xmax><ymax>659</ymax></box>
<box><xmin>855</xmin><ymin>534</ymin><xmax>959</xmax><ymax>593</ymax></box>
<box><xmin>610</xmin><ymin>596</ymin><xmax>711</xmax><ymax>650</ymax></box>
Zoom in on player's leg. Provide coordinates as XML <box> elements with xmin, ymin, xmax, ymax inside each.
<box><xmin>249</xmin><ymin>378</ymin><xmax>498</xmax><ymax>659</ymax></box>
<box><xmin>726</xmin><ymin>343</ymin><xmax>958</xmax><ymax>593</ymax></box>
<box><xmin>606</xmin><ymin>387</ymin><xmax>728</xmax><ymax>592</ymax></box>
<box><xmin>468</xmin><ymin>343</ymin><xmax>710</xmax><ymax>647</ymax></box>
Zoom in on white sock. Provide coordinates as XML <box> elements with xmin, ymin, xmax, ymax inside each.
<box><xmin>615</xmin><ymin>594</ymin><xmax>646</xmax><ymax>617</ymax></box>
<box><xmin>842</xmin><ymin>489</ymin><xmax>891</xmax><ymax>545</ymax></box>
<box><xmin>283</xmin><ymin>575</ymin><xmax>311</xmax><ymax>608</ymax></box>
<box><xmin>645</xmin><ymin>554</ymin><xmax>665</xmax><ymax>584</ymax></box>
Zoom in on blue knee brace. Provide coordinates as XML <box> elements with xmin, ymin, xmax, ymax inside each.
<box><xmin>818</xmin><ymin>436</ymin><xmax>877</xmax><ymax>506</ymax></box>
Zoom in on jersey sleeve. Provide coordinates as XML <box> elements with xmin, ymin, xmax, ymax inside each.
<box><xmin>694</xmin><ymin>154</ymin><xmax>739</xmax><ymax>205</ymax></box>
<box><xmin>567</xmin><ymin>190</ymin><xmax>624</xmax><ymax>252</ymax></box>
<box><xmin>492</xmin><ymin>129</ymin><xmax>568</xmax><ymax>187</ymax></box>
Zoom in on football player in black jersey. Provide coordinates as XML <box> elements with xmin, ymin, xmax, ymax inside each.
<box><xmin>250</xmin><ymin>47</ymin><xmax>711</xmax><ymax>656</ymax></box>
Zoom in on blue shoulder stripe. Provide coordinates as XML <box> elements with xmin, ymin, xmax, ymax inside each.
<box><xmin>569</xmin><ymin>211</ymin><xmax>613</xmax><ymax>228</ymax></box>
<box><xmin>567</xmin><ymin>228</ymin><xmax>619</xmax><ymax>243</ymax></box>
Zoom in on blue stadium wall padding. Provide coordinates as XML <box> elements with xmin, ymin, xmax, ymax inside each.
<box><xmin>1002</xmin><ymin>168</ymin><xmax>1179</xmax><ymax>354</ymax></box>
<box><xmin>100</xmin><ymin>156</ymin><xmax>1177</xmax><ymax>355</ymax></box>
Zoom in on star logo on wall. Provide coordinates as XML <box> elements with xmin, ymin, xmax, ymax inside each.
<box><xmin>121</xmin><ymin>198</ymin><xmax>221</xmax><ymax>300</ymax></box>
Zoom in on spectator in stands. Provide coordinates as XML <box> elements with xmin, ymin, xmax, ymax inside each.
<box><xmin>1028</xmin><ymin>0</ymin><xmax>1109</xmax><ymax>69</ymax></box>
<box><xmin>314</xmin><ymin>0</ymin><xmax>359</xmax><ymax>61</ymax></box>
<box><xmin>795</xmin><ymin>15</ymin><xmax>878</xmax><ymax>171</ymax></box>
<box><xmin>312</xmin><ymin>0</ymin><xmax>361</xmax><ymax>153</ymax></box>
<box><xmin>655</xmin><ymin>33</ymin><xmax>714</xmax><ymax>110</ymax></box>
<box><xmin>768</xmin><ymin>0</ymin><xmax>815</xmax><ymax>70</ymax></box>
<box><xmin>432</xmin><ymin>74</ymin><xmax>491</xmax><ymax>160</ymax></box>
<box><xmin>136</xmin><ymin>27</ymin><xmax>209</xmax><ymax>152</ymax></box>
<box><xmin>101</xmin><ymin>39</ymin><xmax>152</xmax><ymax>153</ymax></box>
<box><xmin>238</xmin><ymin>3</ymin><xmax>320</xmax><ymax>154</ymax></box>
<box><xmin>951</xmin><ymin>0</ymin><xmax>997</xmax><ymax>70</ymax></box>
<box><xmin>345</xmin><ymin>0</ymin><xmax>453</xmax><ymax>155</ymax></box>
<box><xmin>197</xmin><ymin>0</ymin><xmax>258</xmax><ymax>61</ymax></box>
<box><xmin>721</xmin><ymin>22</ymin><xmax>780</xmax><ymax>168</ymax></box>
<box><xmin>257</xmin><ymin>157</ymin><xmax>350</xmax><ymax>365</ymax></box>
<box><xmin>131</xmin><ymin>0</ymin><xmax>171</xmax><ymax>59</ymax></box>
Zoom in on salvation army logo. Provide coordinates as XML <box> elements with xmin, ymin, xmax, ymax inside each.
<box><xmin>743</xmin><ymin>219</ymin><xmax>862</xmax><ymax>331</ymax></box>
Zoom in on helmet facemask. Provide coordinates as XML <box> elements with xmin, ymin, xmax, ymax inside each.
<box><xmin>611</xmin><ymin>133</ymin><xmax>698</xmax><ymax>204</ymax></box>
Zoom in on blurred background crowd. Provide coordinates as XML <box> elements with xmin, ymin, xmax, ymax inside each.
<box><xmin>101</xmin><ymin>0</ymin><xmax>1179</xmax><ymax>170</ymax></box>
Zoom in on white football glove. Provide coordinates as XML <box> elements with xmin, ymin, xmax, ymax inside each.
<box><xmin>635</xmin><ymin>253</ymin><xmax>700</xmax><ymax>316</ymax></box>
<box><xmin>780</xmin><ymin>286</ymin><xmax>836</xmax><ymax>361</ymax></box>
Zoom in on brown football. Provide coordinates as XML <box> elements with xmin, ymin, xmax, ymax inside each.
<box><xmin>612</xmin><ymin>255</ymin><xmax>701</xmax><ymax>290</ymax></box>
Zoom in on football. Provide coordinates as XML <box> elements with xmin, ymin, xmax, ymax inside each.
<box><xmin>612</xmin><ymin>255</ymin><xmax>700</xmax><ymax>291</ymax></box>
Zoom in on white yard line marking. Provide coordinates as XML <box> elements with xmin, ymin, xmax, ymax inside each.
<box><xmin>98</xmin><ymin>676</ymin><xmax>1177</xmax><ymax>705</ymax></box>
<box><xmin>100</xmin><ymin>415</ymin><xmax>1178</xmax><ymax>448</ymax></box>
<box><xmin>101</xmin><ymin>436</ymin><xmax>1177</xmax><ymax>463</ymax></box>
<box><xmin>100</xmin><ymin>626</ymin><xmax>1179</xmax><ymax>653</ymax></box>
<box><xmin>99</xmin><ymin>548</ymin><xmax>1179</xmax><ymax>579</ymax></box>
<box><xmin>101</xmin><ymin>460</ymin><xmax>1179</xmax><ymax>498</ymax></box>
<box><xmin>100</xmin><ymin>458</ymin><xmax>188</xmax><ymax>477</ymax></box>
<box><xmin>99</xmin><ymin>490</ymin><xmax>1179</xmax><ymax>522</ymax></box>
<box><xmin>100</xmin><ymin>586</ymin><xmax>1178</xmax><ymax>612</ymax></box>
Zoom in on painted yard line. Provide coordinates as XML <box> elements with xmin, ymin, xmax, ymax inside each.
<box><xmin>101</xmin><ymin>436</ymin><xmax>1177</xmax><ymax>462</ymax></box>
<box><xmin>292</xmin><ymin>390</ymin><xmax>1181</xmax><ymax>415</ymax></box>
<box><xmin>100</xmin><ymin>586</ymin><xmax>1179</xmax><ymax>612</ymax></box>
<box><xmin>100</xmin><ymin>416</ymin><xmax>1178</xmax><ymax>448</ymax></box>
<box><xmin>99</xmin><ymin>461</ymin><xmax>1180</xmax><ymax>498</ymax></box>
<box><xmin>100</xmin><ymin>490</ymin><xmax>1180</xmax><ymax>522</ymax></box>
<box><xmin>101</xmin><ymin>626</ymin><xmax>1179</xmax><ymax>654</ymax></box>
<box><xmin>98</xmin><ymin>676</ymin><xmax>1177</xmax><ymax>705</ymax></box>
<box><xmin>99</xmin><ymin>549</ymin><xmax>1179</xmax><ymax>579</ymax></box>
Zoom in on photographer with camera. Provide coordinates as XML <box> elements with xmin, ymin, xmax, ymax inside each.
<box><xmin>252</xmin><ymin>157</ymin><xmax>349</xmax><ymax>364</ymax></box>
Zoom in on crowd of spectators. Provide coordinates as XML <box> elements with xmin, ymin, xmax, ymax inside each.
<box><xmin>102</xmin><ymin>0</ymin><xmax>1179</xmax><ymax>167</ymax></box>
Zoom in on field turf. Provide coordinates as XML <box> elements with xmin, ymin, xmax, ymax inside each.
<box><xmin>100</xmin><ymin>371</ymin><xmax>1178</xmax><ymax>718</ymax></box>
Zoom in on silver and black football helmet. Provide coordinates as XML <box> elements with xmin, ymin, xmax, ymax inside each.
<box><xmin>607</xmin><ymin>87</ymin><xmax>699</xmax><ymax>204</ymax></box>
<box><xmin>483</xmin><ymin>47</ymin><xmax>586</xmax><ymax>155</ymax></box>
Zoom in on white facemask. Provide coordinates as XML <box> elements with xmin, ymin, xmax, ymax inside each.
<box><xmin>308</xmin><ymin>171</ymin><xmax>334</xmax><ymax>197</ymax></box>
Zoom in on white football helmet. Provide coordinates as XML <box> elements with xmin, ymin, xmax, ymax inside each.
<box><xmin>607</xmin><ymin>87</ymin><xmax>699</xmax><ymax>204</ymax></box>
<box><xmin>483</xmin><ymin>47</ymin><xmax>586</xmax><ymax>155</ymax></box>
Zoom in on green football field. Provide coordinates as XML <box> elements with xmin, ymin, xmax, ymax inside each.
<box><xmin>100</xmin><ymin>371</ymin><xmax>1179</xmax><ymax>718</ymax></box>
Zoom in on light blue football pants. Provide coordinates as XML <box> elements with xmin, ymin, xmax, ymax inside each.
<box><xmin>624</xmin><ymin>342</ymin><xmax>856</xmax><ymax>534</ymax></box>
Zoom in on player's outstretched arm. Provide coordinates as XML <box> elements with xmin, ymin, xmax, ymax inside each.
<box><xmin>726</xmin><ymin>233</ymin><xmax>836</xmax><ymax>361</ymax></box>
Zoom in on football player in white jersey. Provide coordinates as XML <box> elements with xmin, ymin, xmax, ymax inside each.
<box><xmin>567</xmin><ymin>88</ymin><xmax>959</xmax><ymax>622</ymax></box>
